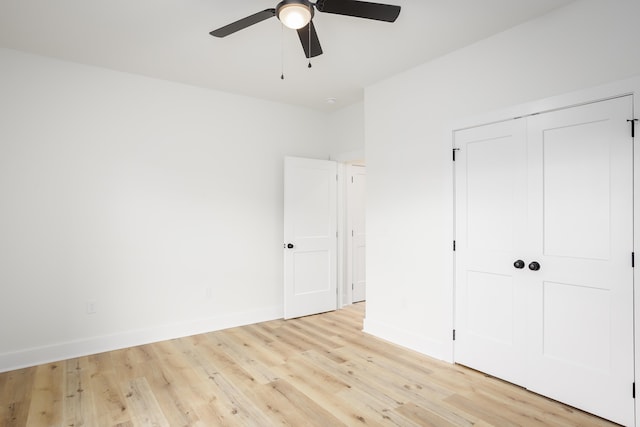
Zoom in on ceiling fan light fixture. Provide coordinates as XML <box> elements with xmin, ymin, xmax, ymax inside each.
<box><xmin>277</xmin><ymin>0</ymin><xmax>313</xmax><ymax>30</ymax></box>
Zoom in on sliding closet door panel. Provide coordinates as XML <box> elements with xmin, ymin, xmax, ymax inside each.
<box><xmin>454</xmin><ymin>119</ymin><xmax>528</xmax><ymax>386</ymax></box>
<box><xmin>526</xmin><ymin>96</ymin><xmax>634</xmax><ymax>427</ymax></box>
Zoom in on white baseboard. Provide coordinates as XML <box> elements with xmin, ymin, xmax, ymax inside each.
<box><xmin>363</xmin><ymin>317</ymin><xmax>452</xmax><ymax>363</ymax></box>
<box><xmin>0</xmin><ymin>306</ymin><xmax>283</xmax><ymax>373</ymax></box>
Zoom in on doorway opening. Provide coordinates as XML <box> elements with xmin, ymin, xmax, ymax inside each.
<box><xmin>342</xmin><ymin>162</ymin><xmax>366</xmax><ymax>306</ymax></box>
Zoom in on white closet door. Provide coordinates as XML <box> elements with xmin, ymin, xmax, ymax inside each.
<box><xmin>526</xmin><ymin>96</ymin><xmax>634</xmax><ymax>426</ymax></box>
<box><xmin>454</xmin><ymin>119</ymin><xmax>529</xmax><ymax>386</ymax></box>
<box><xmin>454</xmin><ymin>95</ymin><xmax>634</xmax><ymax>426</ymax></box>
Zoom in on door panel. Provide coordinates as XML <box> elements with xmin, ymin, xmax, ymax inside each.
<box><xmin>284</xmin><ymin>157</ymin><xmax>337</xmax><ymax>319</ymax></box>
<box><xmin>466</xmin><ymin>135</ymin><xmax>518</xmax><ymax>252</ymax></box>
<box><xmin>542</xmin><ymin>119</ymin><xmax>611</xmax><ymax>260</ymax></box>
<box><xmin>541</xmin><ymin>281</ymin><xmax>611</xmax><ymax>372</ymax></box>
<box><xmin>466</xmin><ymin>271</ymin><xmax>514</xmax><ymax>345</ymax></box>
<box><xmin>293</xmin><ymin>250</ymin><xmax>331</xmax><ymax>294</ymax></box>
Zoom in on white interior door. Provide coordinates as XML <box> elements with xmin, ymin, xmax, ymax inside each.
<box><xmin>349</xmin><ymin>165</ymin><xmax>366</xmax><ymax>303</ymax></box>
<box><xmin>454</xmin><ymin>119</ymin><xmax>529</xmax><ymax>386</ymax></box>
<box><xmin>284</xmin><ymin>157</ymin><xmax>337</xmax><ymax>319</ymax></box>
<box><xmin>454</xmin><ymin>96</ymin><xmax>634</xmax><ymax>426</ymax></box>
<box><xmin>525</xmin><ymin>96</ymin><xmax>634</xmax><ymax>425</ymax></box>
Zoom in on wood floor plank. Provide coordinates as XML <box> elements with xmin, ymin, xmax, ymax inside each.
<box><xmin>334</xmin><ymin>333</ymin><xmax>436</xmax><ymax>379</ymax></box>
<box><xmin>270</xmin><ymin>372</ymin><xmax>377</xmax><ymax>426</ymax></box>
<box><xmin>223</xmin><ymin>326</ymin><xmax>285</xmax><ymax>368</ymax></box>
<box><xmin>274</xmin><ymin>352</ymin><xmax>418</xmax><ymax>427</ymax></box>
<box><xmin>143</xmin><ymin>342</ymin><xmax>229</xmax><ymax>426</ymax></box>
<box><xmin>333</xmin><ymin>386</ymin><xmax>421</xmax><ymax>427</ymax></box>
<box><xmin>123</xmin><ymin>377</ymin><xmax>169</xmax><ymax>427</ymax></box>
<box><xmin>0</xmin><ymin>367</ymin><xmax>36</xmax><ymax>427</ymax></box>
<box><xmin>209</xmin><ymin>329</ymin><xmax>280</xmax><ymax>385</ymax></box>
<box><xmin>396</xmin><ymin>402</ymin><xmax>466</xmax><ymax>427</ymax></box>
<box><xmin>177</xmin><ymin>335</ymin><xmax>275</xmax><ymax>426</ymax></box>
<box><xmin>87</xmin><ymin>366</ymin><xmax>132</xmax><ymax>426</ymax></box>
<box><xmin>204</xmin><ymin>370</ymin><xmax>274</xmax><ymax>426</ymax></box>
<box><xmin>323</xmin><ymin>349</ymin><xmax>478</xmax><ymax>426</ymax></box>
<box><xmin>467</xmin><ymin>377</ymin><xmax>614</xmax><ymax>427</ymax></box>
<box><xmin>299</xmin><ymin>311</ymin><xmax>361</xmax><ymax>340</ymax></box>
<box><xmin>133</xmin><ymin>360</ymin><xmax>202</xmax><ymax>426</ymax></box>
<box><xmin>0</xmin><ymin>303</ymin><xmax>622</xmax><ymax>427</ymax></box>
<box><xmin>271</xmin><ymin>352</ymin><xmax>350</xmax><ymax>395</ymax></box>
<box><xmin>332</xmin><ymin>344</ymin><xmax>451</xmax><ymax>400</ymax></box>
<box><xmin>243</xmin><ymin>322</ymin><xmax>302</xmax><ymax>363</ymax></box>
<box><xmin>445</xmin><ymin>393</ymin><xmax>526</xmax><ymax>427</ymax></box>
<box><xmin>252</xmin><ymin>379</ymin><xmax>346</xmax><ymax>426</ymax></box>
<box><xmin>459</xmin><ymin>386</ymin><xmax>551</xmax><ymax>427</ymax></box>
<box><xmin>25</xmin><ymin>362</ymin><xmax>63</xmax><ymax>427</ymax></box>
<box><xmin>63</xmin><ymin>358</ymin><xmax>98</xmax><ymax>427</ymax></box>
<box><xmin>253</xmin><ymin>322</ymin><xmax>312</xmax><ymax>354</ymax></box>
<box><xmin>279</xmin><ymin>319</ymin><xmax>345</xmax><ymax>352</ymax></box>
<box><xmin>301</xmin><ymin>348</ymin><xmax>406</xmax><ymax>409</ymax></box>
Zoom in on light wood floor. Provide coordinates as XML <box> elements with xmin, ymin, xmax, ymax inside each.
<box><xmin>0</xmin><ymin>303</ymin><xmax>619</xmax><ymax>426</ymax></box>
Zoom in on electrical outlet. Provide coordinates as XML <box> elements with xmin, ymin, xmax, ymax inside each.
<box><xmin>86</xmin><ymin>300</ymin><xmax>96</xmax><ymax>315</ymax></box>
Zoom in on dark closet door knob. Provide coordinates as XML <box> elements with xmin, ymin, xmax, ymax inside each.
<box><xmin>528</xmin><ymin>261</ymin><xmax>541</xmax><ymax>271</ymax></box>
<box><xmin>513</xmin><ymin>260</ymin><xmax>525</xmax><ymax>269</ymax></box>
<box><xmin>286</xmin><ymin>243</ymin><xmax>294</xmax><ymax>249</ymax></box>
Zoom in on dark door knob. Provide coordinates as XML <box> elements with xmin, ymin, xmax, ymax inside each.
<box><xmin>513</xmin><ymin>260</ymin><xmax>525</xmax><ymax>269</ymax></box>
<box><xmin>286</xmin><ymin>243</ymin><xmax>294</xmax><ymax>249</ymax></box>
<box><xmin>528</xmin><ymin>261</ymin><xmax>541</xmax><ymax>271</ymax></box>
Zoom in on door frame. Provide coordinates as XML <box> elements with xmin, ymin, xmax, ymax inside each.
<box><xmin>445</xmin><ymin>75</ymin><xmax>640</xmax><ymax>423</ymax></box>
<box><xmin>334</xmin><ymin>151</ymin><xmax>366</xmax><ymax>308</ymax></box>
<box><xmin>346</xmin><ymin>163</ymin><xmax>366</xmax><ymax>304</ymax></box>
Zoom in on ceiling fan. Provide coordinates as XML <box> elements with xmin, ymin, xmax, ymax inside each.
<box><xmin>209</xmin><ymin>0</ymin><xmax>401</xmax><ymax>59</ymax></box>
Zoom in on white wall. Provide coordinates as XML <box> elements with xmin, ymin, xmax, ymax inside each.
<box><xmin>0</xmin><ymin>48</ymin><xmax>331</xmax><ymax>372</ymax></box>
<box><xmin>364</xmin><ymin>0</ymin><xmax>640</xmax><ymax>360</ymax></box>
<box><xmin>328</xmin><ymin>101</ymin><xmax>365</xmax><ymax>162</ymax></box>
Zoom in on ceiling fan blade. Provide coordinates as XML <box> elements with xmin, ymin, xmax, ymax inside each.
<box><xmin>315</xmin><ymin>0</ymin><xmax>400</xmax><ymax>22</ymax></box>
<box><xmin>297</xmin><ymin>21</ymin><xmax>323</xmax><ymax>58</ymax></box>
<box><xmin>210</xmin><ymin>9</ymin><xmax>276</xmax><ymax>37</ymax></box>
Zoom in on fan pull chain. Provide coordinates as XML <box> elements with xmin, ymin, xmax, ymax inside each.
<box><xmin>281</xmin><ymin>23</ymin><xmax>285</xmax><ymax>80</ymax></box>
<box><xmin>307</xmin><ymin>17</ymin><xmax>312</xmax><ymax>68</ymax></box>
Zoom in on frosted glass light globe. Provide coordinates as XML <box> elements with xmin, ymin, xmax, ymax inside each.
<box><xmin>278</xmin><ymin>4</ymin><xmax>311</xmax><ymax>30</ymax></box>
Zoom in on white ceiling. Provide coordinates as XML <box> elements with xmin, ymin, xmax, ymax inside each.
<box><xmin>0</xmin><ymin>0</ymin><xmax>575</xmax><ymax>112</ymax></box>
